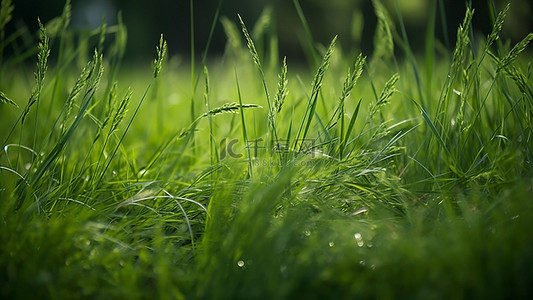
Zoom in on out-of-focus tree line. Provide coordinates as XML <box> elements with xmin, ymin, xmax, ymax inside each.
<box><xmin>7</xmin><ymin>0</ymin><xmax>533</xmax><ymax>62</ymax></box>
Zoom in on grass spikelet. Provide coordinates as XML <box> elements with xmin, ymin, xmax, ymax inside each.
<box><xmin>152</xmin><ymin>34</ymin><xmax>167</xmax><ymax>78</ymax></box>
<box><xmin>335</xmin><ymin>53</ymin><xmax>365</xmax><ymax>158</ymax></box>
<box><xmin>372</xmin><ymin>0</ymin><xmax>394</xmax><ymax>61</ymax></box>
<box><xmin>21</xmin><ymin>19</ymin><xmax>50</xmax><ymax>124</ymax></box>
<box><xmin>337</xmin><ymin>53</ymin><xmax>365</xmax><ymax>123</ymax></box>
<box><xmin>86</xmin><ymin>50</ymin><xmax>104</xmax><ymax>92</ymax></box>
<box><xmin>61</xmin><ymin>59</ymin><xmax>93</xmax><ymax>130</ymax></box>
<box><xmin>35</xmin><ymin>19</ymin><xmax>50</xmax><ymax>93</ymax></box>
<box><xmin>0</xmin><ymin>90</ymin><xmax>17</xmax><ymax>107</ymax></box>
<box><xmin>295</xmin><ymin>35</ymin><xmax>337</xmax><ymax>151</ymax></box>
<box><xmin>239</xmin><ymin>13</ymin><xmax>280</xmax><ymax>155</ymax></box>
<box><xmin>434</xmin><ymin>6</ymin><xmax>473</xmax><ymax>135</ymax></box>
<box><xmin>370</xmin><ymin>73</ymin><xmax>399</xmax><ymax>119</ymax></box>
<box><xmin>221</xmin><ymin>16</ymin><xmax>243</xmax><ymax>56</ymax></box>
<box><xmin>0</xmin><ymin>0</ymin><xmax>13</xmax><ymax>31</ymax></box>
<box><xmin>94</xmin><ymin>82</ymin><xmax>117</xmax><ymax>142</ymax></box>
<box><xmin>310</xmin><ymin>36</ymin><xmax>337</xmax><ymax>96</ymax></box>
<box><xmin>273</xmin><ymin>56</ymin><xmax>288</xmax><ymax>116</ymax></box>
<box><xmin>110</xmin><ymin>89</ymin><xmax>132</xmax><ymax>134</ymax></box>
<box><xmin>238</xmin><ymin>14</ymin><xmax>262</xmax><ymax>70</ymax></box>
<box><xmin>486</xmin><ymin>3</ymin><xmax>509</xmax><ymax>49</ymax></box>
<box><xmin>203</xmin><ymin>102</ymin><xmax>261</xmax><ymax>117</ymax></box>
<box><xmin>499</xmin><ymin>33</ymin><xmax>533</xmax><ymax>70</ymax></box>
<box><xmin>252</xmin><ymin>6</ymin><xmax>272</xmax><ymax>40</ymax></box>
<box><xmin>450</xmin><ymin>6</ymin><xmax>474</xmax><ymax>79</ymax></box>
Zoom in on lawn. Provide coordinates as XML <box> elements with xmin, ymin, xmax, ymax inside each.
<box><xmin>1</xmin><ymin>0</ymin><xmax>533</xmax><ymax>299</ymax></box>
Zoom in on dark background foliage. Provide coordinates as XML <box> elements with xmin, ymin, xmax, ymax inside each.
<box><xmin>7</xmin><ymin>0</ymin><xmax>533</xmax><ymax>62</ymax></box>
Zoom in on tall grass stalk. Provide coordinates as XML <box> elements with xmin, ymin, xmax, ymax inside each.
<box><xmin>93</xmin><ymin>35</ymin><xmax>167</xmax><ymax>191</ymax></box>
<box><xmin>294</xmin><ymin>35</ymin><xmax>337</xmax><ymax>153</ymax></box>
<box><xmin>239</xmin><ymin>14</ymin><xmax>281</xmax><ymax>160</ymax></box>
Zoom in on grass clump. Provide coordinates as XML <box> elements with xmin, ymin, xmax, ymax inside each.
<box><xmin>1</xmin><ymin>0</ymin><xmax>533</xmax><ymax>299</ymax></box>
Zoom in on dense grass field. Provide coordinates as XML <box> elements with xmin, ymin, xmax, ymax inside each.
<box><xmin>1</xmin><ymin>0</ymin><xmax>533</xmax><ymax>299</ymax></box>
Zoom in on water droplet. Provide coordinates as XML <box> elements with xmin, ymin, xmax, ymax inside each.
<box><xmin>354</xmin><ymin>233</ymin><xmax>364</xmax><ymax>247</ymax></box>
<box><xmin>329</xmin><ymin>241</ymin><xmax>335</xmax><ymax>247</ymax></box>
<box><xmin>237</xmin><ymin>260</ymin><xmax>245</xmax><ymax>268</ymax></box>
<box><xmin>112</xmin><ymin>170</ymin><xmax>117</xmax><ymax>175</ymax></box>
<box><xmin>304</xmin><ymin>230</ymin><xmax>311</xmax><ymax>237</ymax></box>
<box><xmin>359</xmin><ymin>260</ymin><xmax>366</xmax><ymax>266</ymax></box>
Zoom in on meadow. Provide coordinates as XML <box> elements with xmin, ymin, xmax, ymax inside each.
<box><xmin>1</xmin><ymin>0</ymin><xmax>533</xmax><ymax>299</ymax></box>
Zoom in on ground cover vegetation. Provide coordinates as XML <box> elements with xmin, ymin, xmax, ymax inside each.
<box><xmin>1</xmin><ymin>0</ymin><xmax>533</xmax><ymax>298</ymax></box>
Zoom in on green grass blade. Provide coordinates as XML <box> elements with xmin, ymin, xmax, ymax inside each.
<box><xmin>292</xmin><ymin>0</ymin><xmax>319</xmax><ymax>67</ymax></box>
<box><xmin>340</xmin><ymin>98</ymin><xmax>362</xmax><ymax>159</ymax></box>
<box><xmin>408</xmin><ymin>95</ymin><xmax>450</xmax><ymax>155</ymax></box>
<box><xmin>235</xmin><ymin>68</ymin><xmax>253</xmax><ymax>179</ymax></box>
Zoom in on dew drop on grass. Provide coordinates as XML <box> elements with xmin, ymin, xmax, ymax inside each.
<box><xmin>237</xmin><ymin>260</ymin><xmax>245</xmax><ymax>268</ymax></box>
<box><xmin>354</xmin><ymin>233</ymin><xmax>364</xmax><ymax>247</ymax></box>
<box><xmin>112</xmin><ymin>170</ymin><xmax>117</xmax><ymax>175</ymax></box>
<box><xmin>304</xmin><ymin>230</ymin><xmax>311</xmax><ymax>237</ymax></box>
<box><xmin>329</xmin><ymin>241</ymin><xmax>335</xmax><ymax>247</ymax></box>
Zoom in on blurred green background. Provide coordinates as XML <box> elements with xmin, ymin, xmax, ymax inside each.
<box><xmin>7</xmin><ymin>0</ymin><xmax>533</xmax><ymax>62</ymax></box>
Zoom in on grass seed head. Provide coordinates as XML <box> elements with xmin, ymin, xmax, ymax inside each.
<box><xmin>372</xmin><ymin>0</ymin><xmax>394</xmax><ymax>61</ymax></box>
<box><xmin>486</xmin><ymin>3</ymin><xmax>509</xmax><ymax>48</ymax></box>
<box><xmin>61</xmin><ymin>59</ymin><xmax>93</xmax><ymax>129</ymax></box>
<box><xmin>221</xmin><ymin>16</ymin><xmax>243</xmax><ymax>59</ymax></box>
<box><xmin>273</xmin><ymin>56</ymin><xmax>288</xmax><ymax>115</ymax></box>
<box><xmin>152</xmin><ymin>34</ymin><xmax>168</xmax><ymax>78</ymax></box>
<box><xmin>238</xmin><ymin>14</ymin><xmax>262</xmax><ymax>69</ymax></box>
<box><xmin>500</xmin><ymin>33</ymin><xmax>533</xmax><ymax>70</ymax></box>
<box><xmin>0</xmin><ymin>90</ymin><xmax>17</xmax><ymax>107</ymax></box>
<box><xmin>451</xmin><ymin>7</ymin><xmax>474</xmax><ymax>78</ymax></box>
<box><xmin>370</xmin><ymin>73</ymin><xmax>399</xmax><ymax>118</ymax></box>
<box><xmin>311</xmin><ymin>35</ymin><xmax>337</xmax><ymax>96</ymax></box>
<box><xmin>110</xmin><ymin>88</ymin><xmax>132</xmax><ymax>134</ymax></box>
<box><xmin>0</xmin><ymin>0</ymin><xmax>14</xmax><ymax>30</ymax></box>
<box><xmin>204</xmin><ymin>102</ymin><xmax>261</xmax><ymax>117</ymax></box>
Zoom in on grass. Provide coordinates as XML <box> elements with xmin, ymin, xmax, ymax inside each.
<box><xmin>1</xmin><ymin>0</ymin><xmax>533</xmax><ymax>299</ymax></box>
